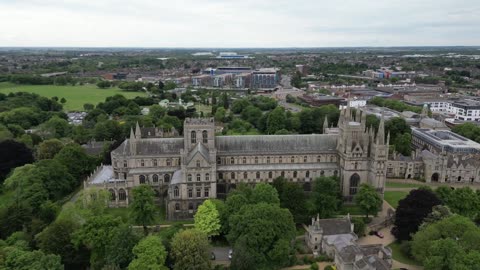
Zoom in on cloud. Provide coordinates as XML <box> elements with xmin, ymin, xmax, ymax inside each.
<box><xmin>0</xmin><ymin>0</ymin><xmax>479</xmax><ymax>47</ymax></box>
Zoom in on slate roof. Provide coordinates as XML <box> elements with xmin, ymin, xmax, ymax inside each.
<box><xmin>112</xmin><ymin>138</ymin><xmax>184</xmax><ymax>156</ymax></box>
<box><xmin>317</xmin><ymin>218</ymin><xmax>352</xmax><ymax>235</ymax></box>
<box><xmin>215</xmin><ymin>134</ymin><xmax>337</xmax><ymax>154</ymax></box>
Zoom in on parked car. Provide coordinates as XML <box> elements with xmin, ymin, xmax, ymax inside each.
<box><xmin>228</xmin><ymin>249</ymin><xmax>233</xmax><ymax>260</ymax></box>
<box><xmin>374</xmin><ymin>231</ymin><xmax>384</xmax><ymax>238</ymax></box>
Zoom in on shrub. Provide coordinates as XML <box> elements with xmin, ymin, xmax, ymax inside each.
<box><xmin>324</xmin><ymin>265</ymin><xmax>335</xmax><ymax>270</ymax></box>
<box><xmin>310</xmin><ymin>262</ymin><xmax>319</xmax><ymax>270</ymax></box>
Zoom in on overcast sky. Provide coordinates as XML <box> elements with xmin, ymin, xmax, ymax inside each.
<box><xmin>0</xmin><ymin>0</ymin><xmax>479</xmax><ymax>47</ymax></box>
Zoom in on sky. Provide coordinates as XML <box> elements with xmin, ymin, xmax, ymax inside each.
<box><xmin>0</xmin><ymin>0</ymin><xmax>479</xmax><ymax>47</ymax></box>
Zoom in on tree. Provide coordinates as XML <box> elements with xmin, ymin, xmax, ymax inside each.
<box><xmin>3</xmin><ymin>247</ymin><xmax>63</xmax><ymax>270</ymax></box>
<box><xmin>60</xmin><ymin>97</ymin><xmax>67</xmax><ymax>104</ymax></box>
<box><xmin>355</xmin><ymin>184</ymin><xmax>382</xmax><ymax>218</ymax></box>
<box><xmin>291</xmin><ymin>71</ymin><xmax>303</xmax><ymax>88</ymax></box>
<box><xmin>392</xmin><ymin>188</ymin><xmax>442</xmax><ymax>241</ymax></box>
<box><xmin>251</xmin><ymin>182</ymin><xmax>280</xmax><ymax>205</ymax></box>
<box><xmin>105</xmin><ymin>225</ymin><xmax>141</xmax><ymax>269</ymax></box>
<box><xmin>36</xmin><ymin>219</ymin><xmax>89</xmax><ymax>269</ymax></box>
<box><xmin>72</xmin><ymin>215</ymin><xmax>122</xmax><ymax>269</ymax></box>
<box><xmin>54</xmin><ymin>143</ymin><xmax>95</xmax><ymax>181</ymax></box>
<box><xmin>194</xmin><ymin>199</ymin><xmax>221</xmax><ymax>238</ymax></box>
<box><xmin>228</xmin><ymin>203</ymin><xmax>295</xmax><ymax>269</ymax></box>
<box><xmin>440</xmin><ymin>187</ymin><xmax>480</xmax><ymax>220</ymax></box>
<box><xmin>128</xmin><ymin>235</ymin><xmax>168</xmax><ymax>270</ymax></box>
<box><xmin>149</xmin><ymin>104</ymin><xmax>166</xmax><ymax>120</ymax></box>
<box><xmin>36</xmin><ymin>139</ymin><xmax>63</xmax><ymax>160</ymax></box>
<box><xmin>130</xmin><ymin>185</ymin><xmax>156</xmax><ymax>235</ymax></box>
<box><xmin>421</xmin><ymin>205</ymin><xmax>452</xmax><ymax>228</ymax></box>
<box><xmin>273</xmin><ymin>177</ymin><xmax>308</xmax><ymax>223</ymax></box>
<box><xmin>311</xmin><ymin>177</ymin><xmax>341</xmax><ymax>218</ymax></box>
<box><xmin>266</xmin><ymin>107</ymin><xmax>286</xmax><ymax>134</ymax></box>
<box><xmin>83</xmin><ymin>103</ymin><xmax>95</xmax><ymax>111</ymax></box>
<box><xmin>97</xmin><ymin>80</ymin><xmax>112</xmax><ymax>89</ymax></box>
<box><xmin>38</xmin><ymin>116</ymin><xmax>71</xmax><ymax>138</ymax></box>
<box><xmin>411</xmin><ymin>215</ymin><xmax>480</xmax><ymax>269</ymax></box>
<box><xmin>171</xmin><ymin>229</ymin><xmax>211</xmax><ymax>270</ymax></box>
<box><xmin>0</xmin><ymin>140</ymin><xmax>34</xmax><ymax>182</ymax></box>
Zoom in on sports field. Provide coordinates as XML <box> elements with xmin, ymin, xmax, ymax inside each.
<box><xmin>0</xmin><ymin>82</ymin><xmax>146</xmax><ymax>111</ymax></box>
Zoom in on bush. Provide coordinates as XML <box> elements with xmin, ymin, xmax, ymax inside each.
<box><xmin>310</xmin><ymin>262</ymin><xmax>319</xmax><ymax>270</ymax></box>
<box><xmin>352</xmin><ymin>217</ymin><xmax>366</xmax><ymax>236</ymax></box>
<box><xmin>324</xmin><ymin>265</ymin><xmax>335</xmax><ymax>270</ymax></box>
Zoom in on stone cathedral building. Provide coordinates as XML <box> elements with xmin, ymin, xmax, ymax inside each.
<box><xmin>86</xmin><ymin>107</ymin><xmax>389</xmax><ymax>220</ymax></box>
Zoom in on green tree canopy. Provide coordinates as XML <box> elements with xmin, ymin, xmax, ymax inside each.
<box><xmin>171</xmin><ymin>229</ymin><xmax>211</xmax><ymax>270</ymax></box>
<box><xmin>355</xmin><ymin>184</ymin><xmax>382</xmax><ymax>218</ymax></box>
<box><xmin>128</xmin><ymin>235</ymin><xmax>168</xmax><ymax>270</ymax></box>
<box><xmin>311</xmin><ymin>176</ymin><xmax>341</xmax><ymax>218</ymax></box>
<box><xmin>194</xmin><ymin>199</ymin><xmax>221</xmax><ymax>238</ymax></box>
<box><xmin>130</xmin><ymin>185</ymin><xmax>156</xmax><ymax>235</ymax></box>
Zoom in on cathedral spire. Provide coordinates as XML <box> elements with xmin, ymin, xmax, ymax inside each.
<box><xmin>135</xmin><ymin>121</ymin><xmax>141</xmax><ymax>138</ymax></box>
<box><xmin>376</xmin><ymin>114</ymin><xmax>385</xmax><ymax>145</ymax></box>
<box><xmin>361</xmin><ymin>110</ymin><xmax>367</xmax><ymax>130</ymax></box>
<box><xmin>323</xmin><ymin>117</ymin><xmax>328</xmax><ymax>134</ymax></box>
<box><xmin>129</xmin><ymin>127</ymin><xmax>135</xmax><ymax>140</ymax></box>
<box><xmin>129</xmin><ymin>127</ymin><xmax>137</xmax><ymax>155</ymax></box>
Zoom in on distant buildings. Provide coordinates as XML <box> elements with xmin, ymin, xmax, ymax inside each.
<box><xmin>251</xmin><ymin>68</ymin><xmax>280</xmax><ymax>89</ymax></box>
<box><xmin>363</xmin><ymin>67</ymin><xmax>416</xmax><ymax>80</ymax></box>
<box><xmin>191</xmin><ymin>67</ymin><xmax>279</xmax><ymax>89</ymax></box>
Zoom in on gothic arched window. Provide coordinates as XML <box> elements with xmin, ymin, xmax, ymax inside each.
<box><xmin>349</xmin><ymin>174</ymin><xmax>360</xmax><ymax>195</ymax></box>
<box><xmin>109</xmin><ymin>189</ymin><xmax>116</xmax><ymax>201</ymax></box>
<box><xmin>231</xmin><ymin>172</ymin><xmax>235</xmax><ymax>179</ymax></box>
<box><xmin>174</xmin><ymin>186</ymin><xmax>179</xmax><ymax>197</ymax></box>
<box><xmin>293</xmin><ymin>171</ymin><xmax>298</xmax><ymax>178</ymax></box>
<box><xmin>118</xmin><ymin>189</ymin><xmax>126</xmax><ymax>201</ymax></box>
<box><xmin>196</xmin><ymin>174</ymin><xmax>201</xmax><ymax>181</ymax></box>
<box><xmin>152</xmin><ymin>174</ymin><xmax>159</xmax><ymax>183</ymax></box>
<box><xmin>191</xmin><ymin>131</ymin><xmax>196</xmax><ymax>144</ymax></box>
<box><xmin>256</xmin><ymin>172</ymin><xmax>260</xmax><ymax>179</ymax></box>
<box><xmin>164</xmin><ymin>174</ymin><xmax>170</xmax><ymax>182</ymax></box>
<box><xmin>202</xmin><ymin>130</ymin><xmax>208</xmax><ymax>144</ymax></box>
<box><xmin>269</xmin><ymin>171</ymin><xmax>273</xmax><ymax>178</ymax></box>
<box><xmin>139</xmin><ymin>175</ymin><xmax>146</xmax><ymax>184</ymax></box>
<box><xmin>188</xmin><ymin>174</ymin><xmax>192</xmax><ymax>182</ymax></box>
<box><xmin>244</xmin><ymin>172</ymin><xmax>248</xmax><ymax>179</ymax></box>
<box><xmin>243</xmin><ymin>157</ymin><xmax>247</xmax><ymax>164</ymax></box>
<box><xmin>231</xmin><ymin>157</ymin><xmax>235</xmax><ymax>164</ymax></box>
<box><xmin>205</xmin><ymin>173</ymin><xmax>210</xmax><ymax>181</ymax></box>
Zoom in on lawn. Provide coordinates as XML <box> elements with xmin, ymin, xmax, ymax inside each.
<box><xmin>386</xmin><ymin>181</ymin><xmax>425</xmax><ymax>189</ymax></box>
<box><xmin>384</xmin><ymin>191</ymin><xmax>409</xmax><ymax>208</ymax></box>
<box><xmin>104</xmin><ymin>203</ymin><xmax>194</xmax><ymax>226</ymax></box>
<box><xmin>0</xmin><ymin>82</ymin><xmax>146</xmax><ymax>111</ymax></box>
<box><xmin>388</xmin><ymin>241</ymin><xmax>422</xmax><ymax>266</ymax></box>
<box><xmin>338</xmin><ymin>204</ymin><xmax>364</xmax><ymax>215</ymax></box>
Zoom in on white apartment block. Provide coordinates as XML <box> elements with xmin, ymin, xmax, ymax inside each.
<box><xmin>425</xmin><ymin>99</ymin><xmax>480</xmax><ymax>122</ymax></box>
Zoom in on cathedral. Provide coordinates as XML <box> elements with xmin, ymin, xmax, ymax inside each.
<box><xmin>87</xmin><ymin>107</ymin><xmax>388</xmax><ymax>220</ymax></box>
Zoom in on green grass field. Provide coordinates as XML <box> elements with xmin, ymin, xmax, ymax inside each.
<box><xmin>0</xmin><ymin>82</ymin><xmax>146</xmax><ymax>111</ymax></box>
<box><xmin>386</xmin><ymin>181</ymin><xmax>426</xmax><ymax>189</ymax></box>
<box><xmin>384</xmin><ymin>191</ymin><xmax>409</xmax><ymax>208</ymax></box>
<box><xmin>388</xmin><ymin>241</ymin><xmax>422</xmax><ymax>266</ymax></box>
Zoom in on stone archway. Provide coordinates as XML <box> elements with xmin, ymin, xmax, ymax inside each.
<box><xmin>407</xmin><ymin>174</ymin><xmax>411</xmax><ymax>179</ymax></box>
<box><xmin>431</xmin><ymin>173</ymin><xmax>439</xmax><ymax>182</ymax></box>
<box><xmin>349</xmin><ymin>173</ymin><xmax>360</xmax><ymax>195</ymax></box>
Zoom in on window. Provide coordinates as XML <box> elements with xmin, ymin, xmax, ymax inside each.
<box><xmin>167</xmin><ymin>159</ymin><xmax>171</xmax><ymax>166</ymax></box>
<box><xmin>205</xmin><ymin>173</ymin><xmax>210</xmax><ymax>181</ymax></box>
<box><xmin>140</xmin><ymin>160</ymin><xmax>145</xmax><ymax>167</ymax></box>
<box><xmin>152</xmin><ymin>174</ymin><xmax>159</xmax><ymax>183</ymax></box>
<box><xmin>306</xmin><ymin>171</ymin><xmax>310</xmax><ymax>178</ymax></box>
<box><xmin>218</xmin><ymin>172</ymin><xmax>223</xmax><ymax>180</ymax></box>
<box><xmin>334</xmin><ymin>170</ymin><xmax>338</xmax><ymax>177</ymax></box>
<box><xmin>231</xmin><ymin>172</ymin><xmax>235</xmax><ymax>179</ymax></box>
<box><xmin>188</xmin><ymin>188</ymin><xmax>193</xmax><ymax>198</ymax></box>
<box><xmin>188</xmin><ymin>174</ymin><xmax>192</xmax><ymax>182</ymax></box>
<box><xmin>164</xmin><ymin>174</ymin><xmax>170</xmax><ymax>182</ymax></box>
<box><xmin>256</xmin><ymin>172</ymin><xmax>260</xmax><ymax>179</ymax></box>
<box><xmin>196</xmin><ymin>188</ymin><xmax>201</xmax><ymax>197</ymax></box>
<box><xmin>243</xmin><ymin>157</ymin><xmax>246</xmax><ymax>164</ymax></box>
<box><xmin>267</xmin><ymin>157</ymin><xmax>270</xmax><ymax>164</ymax></box>
<box><xmin>139</xmin><ymin>175</ymin><xmax>146</xmax><ymax>184</ymax></box>
<box><xmin>281</xmin><ymin>171</ymin><xmax>285</xmax><ymax>177</ymax></box>
<box><xmin>123</xmin><ymin>160</ymin><xmax>127</xmax><ymax>167</ymax></box>
<box><xmin>191</xmin><ymin>131</ymin><xmax>196</xmax><ymax>144</ymax></box>
<box><xmin>293</xmin><ymin>171</ymin><xmax>298</xmax><ymax>178</ymax></box>
<box><xmin>202</xmin><ymin>130</ymin><xmax>208</xmax><ymax>144</ymax></box>
<box><xmin>153</xmin><ymin>159</ymin><xmax>158</xmax><ymax>166</ymax></box>
<box><xmin>196</xmin><ymin>160</ymin><xmax>201</xmax><ymax>168</ymax></box>
<box><xmin>255</xmin><ymin>157</ymin><xmax>258</xmax><ymax>164</ymax></box>
<box><xmin>175</xmin><ymin>203</ymin><xmax>180</xmax><ymax>211</ymax></box>
<box><xmin>109</xmin><ymin>189</ymin><xmax>116</xmax><ymax>201</ymax></box>
<box><xmin>196</xmin><ymin>174</ymin><xmax>201</xmax><ymax>181</ymax></box>
<box><xmin>230</xmin><ymin>157</ymin><xmax>235</xmax><ymax>164</ymax></box>
<box><xmin>188</xmin><ymin>202</ymin><xmax>194</xmax><ymax>210</ymax></box>
<box><xmin>291</xmin><ymin>156</ymin><xmax>295</xmax><ymax>163</ymax></box>
<box><xmin>204</xmin><ymin>188</ymin><xmax>209</xmax><ymax>197</ymax></box>
<box><xmin>244</xmin><ymin>172</ymin><xmax>248</xmax><ymax>179</ymax></box>
<box><xmin>279</xmin><ymin>156</ymin><xmax>282</xmax><ymax>163</ymax></box>
<box><xmin>118</xmin><ymin>189</ymin><xmax>126</xmax><ymax>201</ymax></box>
<box><xmin>217</xmin><ymin>157</ymin><xmax>221</xmax><ymax>165</ymax></box>
<box><xmin>349</xmin><ymin>174</ymin><xmax>360</xmax><ymax>195</ymax></box>
<box><xmin>304</xmin><ymin>156</ymin><xmax>307</xmax><ymax>163</ymax></box>
<box><xmin>174</xmin><ymin>186</ymin><xmax>179</xmax><ymax>197</ymax></box>
<box><xmin>317</xmin><ymin>156</ymin><xmax>321</xmax><ymax>163</ymax></box>
<box><xmin>269</xmin><ymin>172</ymin><xmax>273</xmax><ymax>178</ymax></box>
